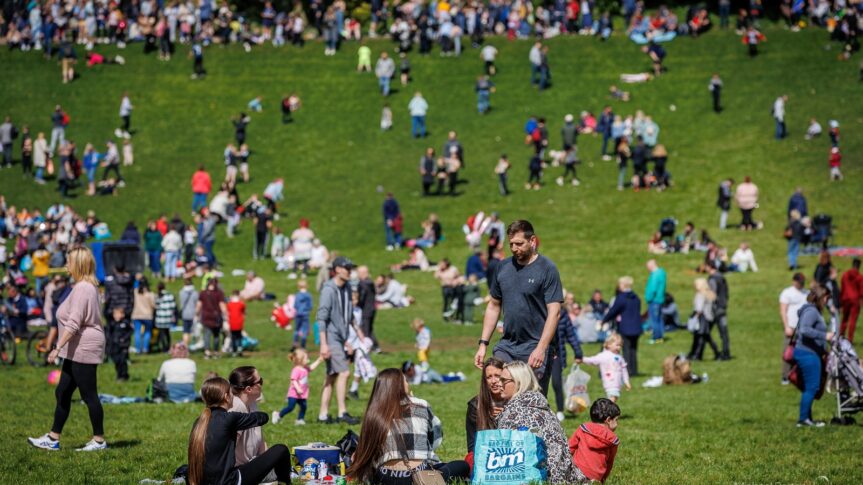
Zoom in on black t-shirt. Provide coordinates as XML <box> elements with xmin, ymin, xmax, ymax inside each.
<box><xmin>489</xmin><ymin>254</ymin><xmax>564</xmax><ymax>357</ymax></box>
<box><xmin>255</xmin><ymin>213</ymin><xmax>271</xmax><ymax>233</ymax></box>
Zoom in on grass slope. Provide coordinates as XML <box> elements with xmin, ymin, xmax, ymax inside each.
<box><xmin>0</xmin><ymin>26</ymin><xmax>861</xmax><ymax>484</ymax></box>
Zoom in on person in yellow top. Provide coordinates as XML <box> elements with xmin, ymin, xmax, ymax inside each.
<box><xmin>32</xmin><ymin>245</ymin><xmax>52</xmax><ymax>294</ymax></box>
<box><xmin>437</xmin><ymin>0</ymin><xmax>451</xmax><ymax>13</ymax></box>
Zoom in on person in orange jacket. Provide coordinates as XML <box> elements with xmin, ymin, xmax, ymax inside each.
<box><xmin>568</xmin><ymin>398</ymin><xmax>621</xmax><ymax>483</ymax></box>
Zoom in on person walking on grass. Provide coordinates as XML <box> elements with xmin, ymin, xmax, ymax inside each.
<box><xmin>474</xmin><ymin>220</ymin><xmax>563</xmax><ymax>395</ymax></box>
<box><xmin>645</xmin><ymin>259</ymin><xmax>667</xmax><ymax>344</ymax></box>
<box><xmin>191</xmin><ymin>165</ymin><xmax>212</xmax><ymax>213</ymax></box>
<box><xmin>317</xmin><ymin>256</ymin><xmax>361</xmax><ymax>425</ymax></box>
<box><xmin>375</xmin><ymin>51</ymin><xmax>395</xmax><ymax>96</ymax></box>
<box><xmin>0</xmin><ymin>116</ymin><xmax>15</xmax><ymax>168</ymax></box>
<box><xmin>707</xmin><ymin>265</ymin><xmax>731</xmax><ymax>360</ymax></box>
<box><xmin>840</xmin><ymin>258</ymin><xmax>863</xmax><ymax>343</ymax></box>
<box><xmin>773</xmin><ymin>95</ymin><xmax>788</xmax><ymax>140</ymax></box>
<box><xmin>779</xmin><ymin>273</ymin><xmax>808</xmax><ymax>385</ymax></box>
<box><xmin>118</xmin><ymin>92</ymin><xmax>133</xmax><ymax>138</ymax></box>
<box><xmin>408</xmin><ymin>91</ymin><xmax>428</xmax><ymax>138</ymax></box>
<box><xmin>29</xmin><ymin>247</ymin><xmax>107</xmax><ymax>452</ymax></box>
<box><xmin>709</xmin><ymin>73</ymin><xmax>723</xmax><ymax>113</ymax></box>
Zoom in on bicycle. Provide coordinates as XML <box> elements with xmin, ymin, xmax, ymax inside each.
<box><xmin>0</xmin><ymin>318</ymin><xmax>18</xmax><ymax>365</ymax></box>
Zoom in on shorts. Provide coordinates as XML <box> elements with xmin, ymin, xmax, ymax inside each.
<box><xmin>326</xmin><ymin>339</ymin><xmax>350</xmax><ymax>375</ymax></box>
<box><xmin>605</xmin><ymin>387</ymin><xmax>621</xmax><ymax>399</ymax></box>
<box><xmin>182</xmin><ymin>319</ymin><xmax>193</xmax><ymax>333</ymax></box>
<box><xmin>240</xmin><ymin>162</ymin><xmax>248</xmax><ymax>174</ymax></box>
<box><xmin>417</xmin><ymin>348</ymin><xmax>429</xmax><ymax>363</ymax></box>
<box><xmin>226</xmin><ymin>165</ymin><xmax>237</xmax><ymax>178</ymax></box>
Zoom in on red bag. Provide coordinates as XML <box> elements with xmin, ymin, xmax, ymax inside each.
<box><xmin>61</xmin><ymin>113</ymin><xmax>70</xmax><ymax>126</ymax></box>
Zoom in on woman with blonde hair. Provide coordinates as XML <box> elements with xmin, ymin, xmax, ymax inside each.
<box><xmin>495</xmin><ymin>361</ymin><xmax>576</xmax><ymax>484</ymax></box>
<box><xmin>688</xmin><ymin>278</ymin><xmax>719</xmax><ymax>361</ymax></box>
<box><xmin>187</xmin><ymin>377</ymin><xmax>293</xmax><ymax>485</ymax></box>
<box><xmin>28</xmin><ymin>246</ymin><xmax>107</xmax><ymax>451</ymax></box>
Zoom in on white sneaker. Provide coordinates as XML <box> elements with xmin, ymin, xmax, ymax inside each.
<box><xmin>556</xmin><ymin>176</ymin><xmax>564</xmax><ymax>186</ymax></box>
<box><xmin>572</xmin><ymin>179</ymin><xmax>581</xmax><ymax>186</ymax></box>
<box><xmin>386</xmin><ymin>245</ymin><xmax>394</xmax><ymax>251</ymax></box>
<box><xmin>272</xmin><ymin>411</ymin><xmax>280</xmax><ymax>424</ymax></box>
<box><xmin>76</xmin><ymin>439</ymin><xmax>107</xmax><ymax>451</ymax></box>
<box><xmin>28</xmin><ymin>434</ymin><xmax>60</xmax><ymax>451</ymax></box>
<box><xmin>295</xmin><ymin>419</ymin><xmax>306</xmax><ymax>426</ymax></box>
<box><xmin>556</xmin><ymin>412</ymin><xmax>565</xmax><ymax>422</ymax></box>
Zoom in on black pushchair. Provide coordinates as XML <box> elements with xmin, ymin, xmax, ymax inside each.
<box><xmin>811</xmin><ymin>214</ymin><xmax>833</xmax><ymax>246</ymax></box>
<box><xmin>826</xmin><ymin>333</ymin><xmax>863</xmax><ymax>424</ymax></box>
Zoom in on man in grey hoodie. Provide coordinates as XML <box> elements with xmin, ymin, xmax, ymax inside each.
<box><xmin>317</xmin><ymin>256</ymin><xmax>360</xmax><ymax>425</ymax></box>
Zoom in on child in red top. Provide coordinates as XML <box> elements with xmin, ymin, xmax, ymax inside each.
<box><xmin>569</xmin><ymin>398</ymin><xmax>621</xmax><ymax>483</ymax></box>
<box><xmin>829</xmin><ymin>147</ymin><xmax>843</xmax><ymax>181</ymax></box>
<box><xmin>226</xmin><ymin>290</ymin><xmax>246</xmax><ymax>356</ymax></box>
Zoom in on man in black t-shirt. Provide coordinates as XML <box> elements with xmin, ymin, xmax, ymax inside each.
<box><xmin>474</xmin><ymin>220</ymin><xmax>563</xmax><ymax>394</ymax></box>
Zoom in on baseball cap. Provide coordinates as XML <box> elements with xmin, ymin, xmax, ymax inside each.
<box><xmin>564</xmin><ymin>114</ymin><xmax>574</xmax><ymax>123</ymax></box>
<box><xmin>332</xmin><ymin>256</ymin><xmax>354</xmax><ymax>270</ymax></box>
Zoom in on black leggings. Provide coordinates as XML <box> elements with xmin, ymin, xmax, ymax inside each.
<box><xmin>740</xmin><ymin>208</ymin><xmax>754</xmax><ymax>229</ymax></box>
<box><xmin>52</xmin><ymin>359</ymin><xmax>104</xmax><ymax>436</ymax></box>
<box><xmin>237</xmin><ymin>444</ymin><xmax>294</xmax><ymax>485</ymax></box>
<box><xmin>622</xmin><ymin>334</ymin><xmax>639</xmax><ymax>376</ymax></box>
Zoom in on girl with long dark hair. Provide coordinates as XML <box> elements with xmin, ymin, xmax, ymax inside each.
<box><xmin>348</xmin><ymin>369</ymin><xmax>470</xmax><ymax>484</ymax></box>
<box><xmin>465</xmin><ymin>357</ymin><xmax>506</xmax><ymax>454</ymax></box>
<box><xmin>187</xmin><ymin>377</ymin><xmax>292</xmax><ymax>485</ymax></box>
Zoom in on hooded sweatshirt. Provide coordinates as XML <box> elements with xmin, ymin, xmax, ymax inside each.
<box><xmin>568</xmin><ymin>422</ymin><xmax>619</xmax><ymax>482</ymax></box>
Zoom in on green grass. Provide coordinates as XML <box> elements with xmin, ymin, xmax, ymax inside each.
<box><xmin>1</xmin><ymin>25</ymin><xmax>862</xmax><ymax>484</ymax></box>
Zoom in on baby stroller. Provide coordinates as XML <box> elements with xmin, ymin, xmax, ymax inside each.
<box><xmin>826</xmin><ymin>334</ymin><xmax>863</xmax><ymax>424</ymax></box>
<box><xmin>659</xmin><ymin>217</ymin><xmax>677</xmax><ymax>238</ymax></box>
<box><xmin>811</xmin><ymin>214</ymin><xmax>833</xmax><ymax>246</ymax></box>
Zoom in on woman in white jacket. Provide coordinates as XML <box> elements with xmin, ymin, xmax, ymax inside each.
<box><xmin>33</xmin><ymin>132</ymin><xmax>48</xmax><ymax>183</ymax></box>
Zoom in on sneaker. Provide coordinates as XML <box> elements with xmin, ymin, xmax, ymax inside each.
<box><xmin>339</xmin><ymin>413</ymin><xmax>360</xmax><ymax>425</ymax></box>
<box><xmin>386</xmin><ymin>245</ymin><xmax>394</xmax><ymax>251</ymax></box>
<box><xmin>295</xmin><ymin>419</ymin><xmax>306</xmax><ymax>426</ymax></box>
<box><xmin>796</xmin><ymin>419</ymin><xmax>825</xmax><ymax>428</ymax></box>
<box><xmin>76</xmin><ymin>439</ymin><xmax>108</xmax><ymax>451</ymax></box>
<box><xmin>272</xmin><ymin>411</ymin><xmax>281</xmax><ymax>424</ymax></box>
<box><xmin>556</xmin><ymin>412</ymin><xmax>565</xmax><ymax>422</ymax></box>
<box><xmin>348</xmin><ymin>390</ymin><xmax>360</xmax><ymax>400</ymax></box>
<box><xmin>28</xmin><ymin>434</ymin><xmax>60</xmax><ymax>451</ymax></box>
<box><xmin>602</xmin><ymin>155</ymin><xmax>613</xmax><ymax>161</ymax></box>
<box><xmin>781</xmin><ymin>378</ymin><xmax>790</xmax><ymax>386</ymax></box>
<box><xmin>318</xmin><ymin>416</ymin><xmax>334</xmax><ymax>424</ymax></box>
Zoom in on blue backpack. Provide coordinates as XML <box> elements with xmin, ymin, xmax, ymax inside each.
<box><xmin>472</xmin><ymin>429</ymin><xmax>547</xmax><ymax>485</ymax></box>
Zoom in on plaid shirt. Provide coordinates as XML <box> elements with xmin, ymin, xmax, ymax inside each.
<box><xmin>154</xmin><ymin>292</ymin><xmax>177</xmax><ymax>329</ymax></box>
<box><xmin>375</xmin><ymin>397</ymin><xmax>443</xmax><ymax>467</ymax></box>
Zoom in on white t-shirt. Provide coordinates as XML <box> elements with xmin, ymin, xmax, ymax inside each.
<box><xmin>779</xmin><ymin>286</ymin><xmax>808</xmax><ymax>329</ymax></box>
<box><xmin>481</xmin><ymin>45</ymin><xmax>497</xmax><ymax>62</ymax></box>
<box><xmin>157</xmin><ymin>358</ymin><xmax>197</xmax><ymax>384</ymax></box>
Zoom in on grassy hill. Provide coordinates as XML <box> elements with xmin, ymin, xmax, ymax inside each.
<box><xmin>0</xmin><ymin>25</ymin><xmax>861</xmax><ymax>484</ymax></box>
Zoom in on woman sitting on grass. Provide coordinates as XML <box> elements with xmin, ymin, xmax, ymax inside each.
<box><xmin>465</xmin><ymin>358</ymin><xmax>506</xmax><ymax>460</ymax></box>
<box><xmin>347</xmin><ymin>368</ymin><xmax>470</xmax><ymax>484</ymax></box>
<box><xmin>495</xmin><ymin>361</ymin><xmax>576</xmax><ymax>485</ymax></box>
<box><xmin>187</xmin><ymin>377</ymin><xmax>293</xmax><ymax>485</ymax></box>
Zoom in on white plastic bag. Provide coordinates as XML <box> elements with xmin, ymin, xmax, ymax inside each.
<box><xmin>564</xmin><ymin>364</ymin><xmax>591</xmax><ymax>414</ymax></box>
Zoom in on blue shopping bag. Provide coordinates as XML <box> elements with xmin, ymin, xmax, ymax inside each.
<box><xmin>472</xmin><ymin>429</ymin><xmax>547</xmax><ymax>485</ymax></box>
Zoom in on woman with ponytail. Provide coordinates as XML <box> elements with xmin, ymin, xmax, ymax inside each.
<box><xmin>188</xmin><ymin>377</ymin><xmax>293</xmax><ymax>485</ymax></box>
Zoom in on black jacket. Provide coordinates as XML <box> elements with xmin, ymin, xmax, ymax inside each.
<box><xmin>197</xmin><ymin>408</ymin><xmax>268</xmax><ymax>485</ymax></box>
<box><xmin>357</xmin><ymin>278</ymin><xmax>377</xmax><ymax>316</ymax></box>
<box><xmin>603</xmin><ymin>290</ymin><xmax>642</xmax><ymax>337</ymax></box>
<box><xmin>103</xmin><ymin>272</ymin><xmax>134</xmax><ymax>318</ymax></box>
<box><xmin>708</xmin><ymin>272</ymin><xmax>729</xmax><ymax>313</ymax></box>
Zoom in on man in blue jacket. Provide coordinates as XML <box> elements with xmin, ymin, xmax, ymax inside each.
<box><xmin>597</xmin><ymin>106</ymin><xmax>614</xmax><ymax>160</ymax></box>
<box><xmin>602</xmin><ymin>276</ymin><xmax>642</xmax><ymax>375</ymax></box>
<box><xmin>644</xmin><ymin>259</ymin><xmax>667</xmax><ymax>344</ymax></box>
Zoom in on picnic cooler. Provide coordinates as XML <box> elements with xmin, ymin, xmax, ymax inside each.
<box><xmin>293</xmin><ymin>442</ymin><xmax>345</xmax><ymax>476</ymax></box>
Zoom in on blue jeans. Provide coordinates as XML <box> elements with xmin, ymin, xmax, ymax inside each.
<box><xmin>279</xmin><ymin>397</ymin><xmax>308</xmax><ymax>420</ymax></box>
<box><xmin>134</xmin><ymin>319</ymin><xmax>154</xmax><ymax>354</ymax></box>
<box><xmin>787</xmin><ymin>238</ymin><xmax>800</xmax><ymax>268</ymax></box>
<box><xmin>530</xmin><ymin>63</ymin><xmax>540</xmax><ymax>85</ymax></box>
<box><xmin>192</xmin><ymin>192</ymin><xmax>208</xmax><ymax>212</ymax></box>
<box><xmin>648</xmin><ymin>303</ymin><xmax>663</xmax><ymax>340</ymax></box>
<box><xmin>477</xmin><ymin>91</ymin><xmax>490</xmax><ymax>113</ymax></box>
<box><xmin>411</xmin><ymin>116</ymin><xmax>426</xmax><ymax>138</ymax></box>
<box><xmin>601</xmin><ymin>133</ymin><xmax>611</xmax><ymax>155</ymax></box>
<box><xmin>148</xmin><ymin>250</ymin><xmax>162</xmax><ymax>274</ymax></box>
<box><xmin>384</xmin><ymin>223</ymin><xmax>401</xmax><ymax>247</ymax></box>
<box><xmin>293</xmin><ymin>315</ymin><xmax>310</xmax><ymax>348</ymax></box>
<box><xmin>164</xmin><ymin>251</ymin><xmax>180</xmax><ymax>279</ymax></box>
<box><xmin>167</xmin><ymin>383</ymin><xmax>197</xmax><ymax>403</ymax></box>
<box><xmin>36</xmin><ymin>167</ymin><xmax>44</xmax><ymax>181</ymax></box>
<box><xmin>793</xmin><ymin>347</ymin><xmax>822</xmax><ymax>422</ymax></box>
<box><xmin>378</xmin><ymin>76</ymin><xmax>391</xmax><ymax>96</ymax></box>
<box><xmin>202</xmin><ymin>240</ymin><xmax>216</xmax><ymax>266</ymax></box>
<box><xmin>775</xmin><ymin>119</ymin><xmax>786</xmax><ymax>139</ymax></box>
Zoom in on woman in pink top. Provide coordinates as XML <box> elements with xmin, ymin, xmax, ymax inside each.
<box><xmin>734</xmin><ymin>175</ymin><xmax>759</xmax><ymax>231</ymax></box>
<box><xmin>28</xmin><ymin>246</ymin><xmax>107</xmax><ymax>452</ymax></box>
